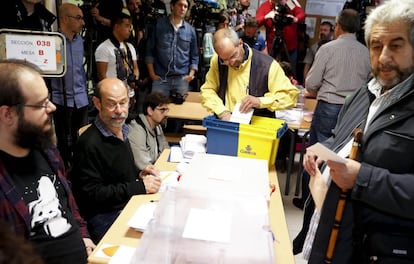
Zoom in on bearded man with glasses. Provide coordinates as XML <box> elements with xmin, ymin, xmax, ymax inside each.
<box><xmin>0</xmin><ymin>60</ymin><xmax>95</xmax><ymax>263</ymax></box>
<box><xmin>200</xmin><ymin>27</ymin><xmax>299</xmax><ymax>120</ymax></box>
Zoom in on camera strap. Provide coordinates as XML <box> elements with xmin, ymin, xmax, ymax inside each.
<box><xmin>109</xmin><ymin>35</ymin><xmax>134</xmax><ymax>74</ymax></box>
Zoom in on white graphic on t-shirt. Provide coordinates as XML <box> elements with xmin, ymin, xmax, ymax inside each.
<box><xmin>28</xmin><ymin>175</ymin><xmax>71</xmax><ymax>237</ymax></box>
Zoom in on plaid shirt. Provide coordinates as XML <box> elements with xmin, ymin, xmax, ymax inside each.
<box><xmin>0</xmin><ymin>144</ymin><xmax>89</xmax><ymax>238</ymax></box>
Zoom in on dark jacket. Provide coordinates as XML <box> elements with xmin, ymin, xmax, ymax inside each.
<box><xmin>218</xmin><ymin>46</ymin><xmax>274</xmax><ymax>117</ymax></box>
<box><xmin>71</xmin><ymin>123</ymin><xmax>146</xmax><ymax>219</ymax></box>
<box><xmin>309</xmin><ymin>78</ymin><xmax>414</xmax><ymax>263</ymax></box>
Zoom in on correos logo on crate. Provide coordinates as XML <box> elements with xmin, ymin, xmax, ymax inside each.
<box><xmin>240</xmin><ymin>145</ymin><xmax>257</xmax><ymax>156</ymax></box>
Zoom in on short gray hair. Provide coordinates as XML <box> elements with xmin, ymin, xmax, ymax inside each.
<box><xmin>364</xmin><ymin>0</ymin><xmax>414</xmax><ymax>47</ymax></box>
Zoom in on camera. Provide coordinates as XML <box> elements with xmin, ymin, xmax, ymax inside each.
<box><xmin>170</xmin><ymin>92</ymin><xmax>187</xmax><ymax>105</ymax></box>
<box><xmin>127</xmin><ymin>73</ymin><xmax>137</xmax><ymax>84</ymax></box>
<box><xmin>273</xmin><ymin>3</ymin><xmax>293</xmax><ymax>28</ymax></box>
<box><xmin>190</xmin><ymin>0</ymin><xmax>220</xmax><ymax>29</ymax></box>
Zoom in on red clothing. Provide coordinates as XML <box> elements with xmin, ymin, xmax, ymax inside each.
<box><xmin>256</xmin><ymin>1</ymin><xmax>305</xmax><ymax>52</ymax></box>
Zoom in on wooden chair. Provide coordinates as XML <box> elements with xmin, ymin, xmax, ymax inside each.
<box><xmin>78</xmin><ymin>124</ymin><xmax>92</xmax><ymax>136</ymax></box>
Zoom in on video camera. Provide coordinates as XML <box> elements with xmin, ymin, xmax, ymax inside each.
<box><xmin>190</xmin><ymin>0</ymin><xmax>220</xmax><ymax>29</ymax></box>
<box><xmin>273</xmin><ymin>3</ymin><xmax>293</xmax><ymax>28</ymax></box>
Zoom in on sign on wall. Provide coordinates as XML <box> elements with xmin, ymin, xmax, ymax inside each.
<box><xmin>0</xmin><ymin>29</ymin><xmax>66</xmax><ymax>77</ymax></box>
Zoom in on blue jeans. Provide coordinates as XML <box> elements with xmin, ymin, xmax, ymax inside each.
<box><xmin>309</xmin><ymin>100</ymin><xmax>343</xmax><ymax>145</ymax></box>
<box><xmin>301</xmin><ymin>101</ymin><xmax>342</xmax><ymax>200</ymax></box>
<box><xmin>87</xmin><ymin>210</ymin><xmax>121</xmax><ymax>243</ymax></box>
<box><xmin>152</xmin><ymin>75</ymin><xmax>190</xmax><ymax>97</ymax></box>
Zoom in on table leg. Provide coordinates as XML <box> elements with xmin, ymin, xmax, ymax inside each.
<box><xmin>285</xmin><ymin>129</ymin><xmax>297</xmax><ymax>195</ymax></box>
<box><xmin>295</xmin><ymin>130</ymin><xmax>309</xmax><ymax>196</ymax></box>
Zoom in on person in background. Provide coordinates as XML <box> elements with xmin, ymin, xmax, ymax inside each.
<box><xmin>71</xmin><ymin>78</ymin><xmax>161</xmax><ymax>243</ymax></box>
<box><xmin>229</xmin><ymin>0</ymin><xmax>251</xmax><ymax>37</ymax></box>
<box><xmin>95</xmin><ymin>12</ymin><xmax>139</xmax><ymax>111</ymax></box>
<box><xmin>0</xmin><ymin>60</ymin><xmax>95</xmax><ymax>263</ymax></box>
<box><xmin>241</xmin><ymin>17</ymin><xmax>268</xmax><ymax>54</ymax></box>
<box><xmin>90</xmin><ymin>0</ymin><xmax>125</xmax><ymax>45</ymax></box>
<box><xmin>128</xmin><ymin>92</ymin><xmax>170</xmax><ymax>171</ymax></box>
<box><xmin>146</xmin><ymin>0</ymin><xmax>199</xmax><ymax>98</ymax></box>
<box><xmin>299</xmin><ymin>0</ymin><xmax>414</xmax><ymax>262</ymax></box>
<box><xmin>256</xmin><ymin>0</ymin><xmax>305</xmax><ymax>75</ymax></box>
<box><xmin>303</xmin><ymin>21</ymin><xmax>334</xmax><ymax>85</ymax></box>
<box><xmin>0</xmin><ymin>0</ymin><xmax>56</xmax><ymax>31</ymax></box>
<box><xmin>203</xmin><ymin>11</ymin><xmax>231</xmax><ymax>68</ymax></box>
<box><xmin>50</xmin><ymin>3</ymin><xmax>89</xmax><ymax>168</ymax></box>
<box><xmin>200</xmin><ymin>27</ymin><xmax>299</xmax><ymax>120</ymax></box>
<box><xmin>292</xmin><ymin>9</ymin><xmax>370</xmax><ymax>212</ymax></box>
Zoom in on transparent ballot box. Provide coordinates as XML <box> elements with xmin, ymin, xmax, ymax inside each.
<box><xmin>131</xmin><ymin>186</ymin><xmax>275</xmax><ymax>263</ymax></box>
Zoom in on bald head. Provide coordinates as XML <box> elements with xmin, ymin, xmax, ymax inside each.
<box><xmin>95</xmin><ymin>78</ymin><xmax>129</xmax><ymax>100</ymax></box>
<box><xmin>213</xmin><ymin>28</ymin><xmax>240</xmax><ymax>53</ymax></box>
<box><xmin>59</xmin><ymin>3</ymin><xmax>84</xmax><ymax>37</ymax></box>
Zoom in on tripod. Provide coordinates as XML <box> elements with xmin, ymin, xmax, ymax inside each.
<box><xmin>270</xmin><ymin>27</ymin><xmax>290</xmax><ymax>63</ymax></box>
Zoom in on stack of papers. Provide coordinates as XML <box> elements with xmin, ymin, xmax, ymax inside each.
<box><xmin>179</xmin><ymin>134</ymin><xmax>207</xmax><ymax>159</ymax></box>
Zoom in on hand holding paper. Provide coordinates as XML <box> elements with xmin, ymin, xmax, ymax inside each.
<box><xmin>307</xmin><ymin>143</ymin><xmax>347</xmax><ymax>164</ymax></box>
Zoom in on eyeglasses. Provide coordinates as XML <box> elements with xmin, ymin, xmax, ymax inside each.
<box><xmin>17</xmin><ymin>100</ymin><xmax>51</xmax><ymax>110</ymax></box>
<box><xmin>103</xmin><ymin>101</ymin><xmax>129</xmax><ymax>111</ymax></box>
<box><xmin>155</xmin><ymin>107</ymin><xmax>169</xmax><ymax>113</ymax></box>
<box><xmin>219</xmin><ymin>45</ymin><xmax>241</xmax><ymax>65</ymax></box>
<box><xmin>67</xmin><ymin>15</ymin><xmax>84</xmax><ymax>21</ymax></box>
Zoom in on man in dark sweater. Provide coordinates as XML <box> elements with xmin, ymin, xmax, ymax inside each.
<box><xmin>71</xmin><ymin>78</ymin><xmax>161</xmax><ymax>243</ymax></box>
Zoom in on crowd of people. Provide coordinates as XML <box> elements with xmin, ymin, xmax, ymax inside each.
<box><xmin>0</xmin><ymin>0</ymin><xmax>413</xmax><ymax>263</ymax></box>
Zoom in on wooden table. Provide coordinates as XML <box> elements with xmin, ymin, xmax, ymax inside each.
<box><xmin>284</xmin><ymin>119</ymin><xmax>312</xmax><ymax>195</ymax></box>
<box><xmin>88</xmin><ymin>150</ymin><xmax>294</xmax><ymax>264</ymax></box>
<box><xmin>167</xmin><ymin>92</ymin><xmax>210</xmax><ymax>121</ymax></box>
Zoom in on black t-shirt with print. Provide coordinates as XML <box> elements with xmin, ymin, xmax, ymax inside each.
<box><xmin>0</xmin><ymin>149</ymin><xmax>87</xmax><ymax>264</ymax></box>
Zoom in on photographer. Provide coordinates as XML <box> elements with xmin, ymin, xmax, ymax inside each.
<box><xmin>256</xmin><ymin>0</ymin><xmax>305</xmax><ymax>75</ymax></box>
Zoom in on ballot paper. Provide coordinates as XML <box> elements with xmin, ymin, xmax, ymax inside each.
<box><xmin>127</xmin><ymin>203</ymin><xmax>157</xmax><ymax>232</ymax></box>
<box><xmin>158</xmin><ymin>171</ymin><xmax>180</xmax><ymax>193</ymax></box>
<box><xmin>307</xmin><ymin>143</ymin><xmax>347</xmax><ymax>164</ymax></box>
<box><xmin>108</xmin><ymin>246</ymin><xmax>136</xmax><ymax>264</ymax></box>
<box><xmin>230</xmin><ymin>103</ymin><xmax>254</xmax><ymax>124</ymax></box>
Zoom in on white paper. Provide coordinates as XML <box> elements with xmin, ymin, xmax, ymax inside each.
<box><xmin>158</xmin><ymin>171</ymin><xmax>180</xmax><ymax>192</ymax></box>
<box><xmin>169</xmin><ymin>145</ymin><xmax>184</xmax><ymax>163</ymax></box>
<box><xmin>182</xmin><ymin>208</ymin><xmax>232</xmax><ymax>243</ymax></box>
<box><xmin>230</xmin><ymin>103</ymin><xmax>254</xmax><ymax>124</ymax></box>
<box><xmin>108</xmin><ymin>246</ymin><xmax>136</xmax><ymax>264</ymax></box>
<box><xmin>127</xmin><ymin>203</ymin><xmax>157</xmax><ymax>232</ymax></box>
<box><xmin>307</xmin><ymin>143</ymin><xmax>347</xmax><ymax>164</ymax></box>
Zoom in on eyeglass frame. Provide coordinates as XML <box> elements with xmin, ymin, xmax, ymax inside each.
<box><xmin>155</xmin><ymin>107</ymin><xmax>170</xmax><ymax>113</ymax></box>
<box><xmin>219</xmin><ymin>43</ymin><xmax>242</xmax><ymax>66</ymax></box>
<box><xmin>13</xmin><ymin>99</ymin><xmax>52</xmax><ymax>110</ymax></box>
<box><xmin>67</xmin><ymin>15</ymin><xmax>84</xmax><ymax>21</ymax></box>
<box><xmin>100</xmin><ymin>100</ymin><xmax>130</xmax><ymax>111</ymax></box>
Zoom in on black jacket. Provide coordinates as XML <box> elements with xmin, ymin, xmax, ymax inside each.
<box><xmin>309</xmin><ymin>77</ymin><xmax>414</xmax><ymax>263</ymax></box>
